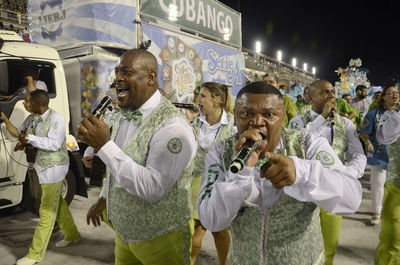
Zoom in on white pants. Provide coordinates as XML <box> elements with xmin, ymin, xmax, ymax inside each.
<box><xmin>370</xmin><ymin>165</ymin><xmax>387</xmax><ymax>214</ymax></box>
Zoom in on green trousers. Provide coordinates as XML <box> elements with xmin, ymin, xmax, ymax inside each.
<box><xmin>114</xmin><ymin>219</ymin><xmax>194</xmax><ymax>265</ymax></box>
<box><xmin>191</xmin><ymin>175</ymin><xmax>202</xmax><ymax>219</ymax></box>
<box><xmin>375</xmin><ymin>182</ymin><xmax>400</xmax><ymax>265</ymax></box>
<box><xmin>320</xmin><ymin>208</ymin><xmax>342</xmax><ymax>265</ymax></box>
<box><xmin>26</xmin><ymin>180</ymin><xmax>81</xmax><ymax>261</ymax></box>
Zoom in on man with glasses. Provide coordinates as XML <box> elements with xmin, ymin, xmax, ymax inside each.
<box><xmin>289</xmin><ymin>80</ymin><xmax>366</xmax><ymax>265</ymax></box>
<box><xmin>375</xmin><ymin>85</ymin><xmax>400</xmax><ymax>264</ymax></box>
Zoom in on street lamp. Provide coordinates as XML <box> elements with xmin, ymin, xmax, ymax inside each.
<box><xmin>303</xmin><ymin>63</ymin><xmax>308</xmax><ymax>72</ymax></box>
<box><xmin>312</xmin><ymin>67</ymin><xmax>316</xmax><ymax>75</ymax></box>
<box><xmin>277</xmin><ymin>50</ymin><xmax>282</xmax><ymax>61</ymax></box>
<box><xmin>255</xmin><ymin>41</ymin><xmax>261</xmax><ymax>54</ymax></box>
<box><xmin>292</xmin><ymin>58</ymin><xmax>297</xmax><ymax>67</ymax></box>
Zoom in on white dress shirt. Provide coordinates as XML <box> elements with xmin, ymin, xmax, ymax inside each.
<box><xmin>288</xmin><ymin>109</ymin><xmax>366</xmax><ymax>178</ymax></box>
<box><xmin>376</xmin><ymin>109</ymin><xmax>400</xmax><ymax>145</ymax></box>
<box><xmin>197</xmin><ymin>132</ymin><xmax>363</xmax><ymax>232</ymax></box>
<box><xmin>27</xmin><ymin>109</ymin><xmax>69</xmax><ymax>184</ymax></box>
<box><xmin>98</xmin><ymin>90</ymin><xmax>197</xmax><ymax>202</ymax></box>
<box><xmin>352</xmin><ymin>97</ymin><xmax>372</xmax><ymax>118</ymax></box>
<box><xmin>197</xmin><ymin>110</ymin><xmax>237</xmax><ymax>152</ymax></box>
<box><xmin>21</xmin><ymin>80</ymin><xmax>48</xmax><ymax>94</ymax></box>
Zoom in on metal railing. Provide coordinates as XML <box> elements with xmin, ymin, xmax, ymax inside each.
<box><xmin>0</xmin><ymin>8</ymin><xmax>28</xmax><ymax>28</ymax></box>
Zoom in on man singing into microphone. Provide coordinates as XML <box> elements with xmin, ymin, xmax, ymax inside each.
<box><xmin>288</xmin><ymin>80</ymin><xmax>366</xmax><ymax>265</ymax></box>
<box><xmin>197</xmin><ymin>81</ymin><xmax>362</xmax><ymax>265</ymax></box>
<box><xmin>78</xmin><ymin>49</ymin><xmax>197</xmax><ymax>265</ymax></box>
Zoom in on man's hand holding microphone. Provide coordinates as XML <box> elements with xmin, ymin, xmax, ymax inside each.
<box><xmin>231</xmin><ymin>128</ymin><xmax>296</xmax><ymax>189</ymax></box>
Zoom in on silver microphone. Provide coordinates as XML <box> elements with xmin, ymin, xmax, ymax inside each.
<box><xmin>230</xmin><ymin>134</ymin><xmax>265</xmax><ymax>173</ymax></box>
<box><xmin>92</xmin><ymin>90</ymin><xmax>117</xmax><ymax>118</ymax></box>
<box><xmin>329</xmin><ymin>110</ymin><xmax>335</xmax><ymax>126</ymax></box>
<box><xmin>173</xmin><ymin>102</ymin><xmax>200</xmax><ymax>112</ymax></box>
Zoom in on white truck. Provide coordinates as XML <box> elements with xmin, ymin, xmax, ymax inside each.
<box><xmin>0</xmin><ymin>0</ymin><xmax>246</xmax><ymax>213</ymax></box>
<box><xmin>0</xmin><ymin>30</ymin><xmax>88</xmax><ymax>213</ymax></box>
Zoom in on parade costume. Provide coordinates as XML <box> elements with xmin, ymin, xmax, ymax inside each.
<box><xmin>97</xmin><ymin>91</ymin><xmax>197</xmax><ymax>265</ymax></box>
<box><xmin>376</xmin><ymin>108</ymin><xmax>400</xmax><ymax>264</ymax></box>
<box><xmin>23</xmin><ymin>109</ymin><xmax>80</xmax><ymax>262</ymax></box>
<box><xmin>191</xmin><ymin>110</ymin><xmax>236</xmax><ymax>219</ymax></box>
<box><xmin>283</xmin><ymin>95</ymin><xmax>297</xmax><ymax>127</ymax></box>
<box><xmin>197</xmin><ymin>129</ymin><xmax>362</xmax><ymax>265</ymax></box>
<box><xmin>289</xmin><ymin>109</ymin><xmax>366</xmax><ymax>265</ymax></box>
<box><xmin>297</xmin><ymin>102</ymin><xmax>312</xmax><ymax>116</ymax></box>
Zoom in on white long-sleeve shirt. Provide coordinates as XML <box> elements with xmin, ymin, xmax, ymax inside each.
<box><xmin>98</xmin><ymin>91</ymin><xmax>197</xmax><ymax>203</ymax></box>
<box><xmin>377</xmin><ymin>110</ymin><xmax>400</xmax><ymax>145</ymax></box>
<box><xmin>197</xmin><ymin>132</ymin><xmax>362</xmax><ymax>232</ymax></box>
<box><xmin>352</xmin><ymin>97</ymin><xmax>372</xmax><ymax>118</ymax></box>
<box><xmin>197</xmin><ymin>110</ymin><xmax>237</xmax><ymax>151</ymax></box>
<box><xmin>27</xmin><ymin>109</ymin><xmax>69</xmax><ymax>184</ymax></box>
<box><xmin>288</xmin><ymin>110</ymin><xmax>366</xmax><ymax>178</ymax></box>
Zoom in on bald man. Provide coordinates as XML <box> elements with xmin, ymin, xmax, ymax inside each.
<box><xmin>79</xmin><ymin>49</ymin><xmax>197</xmax><ymax>265</ymax></box>
<box><xmin>288</xmin><ymin>80</ymin><xmax>366</xmax><ymax>265</ymax></box>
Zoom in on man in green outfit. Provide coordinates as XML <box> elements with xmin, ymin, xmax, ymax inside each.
<box><xmin>297</xmin><ymin>86</ymin><xmax>312</xmax><ymax>116</ymax></box>
<box><xmin>79</xmin><ymin>49</ymin><xmax>197</xmax><ymax>265</ymax></box>
<box><xmin>16</xmin><ymin>90</ymin><xmax>81</xmax><ymax>265</ymax></box>
<box><xmin>289</xmin><ymin>80</ymin><xmax>366</xmax><ymax>265</ymax></box>
<box><xmin>263</xmin><ymin>72</ymin><xmax>297</xmax><ymax>126</ymax></box>
<box><xmin>342</xmin><ymin>93</ymin><xmax>362</xmax><ymax>129</ymax></box>
<box><xmin>197</xmin><ymin>81</ymin><xmax>362</xmax><ymax>265</ymax></box>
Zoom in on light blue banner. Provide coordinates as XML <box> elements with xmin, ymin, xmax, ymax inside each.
<box><xmin>142</xmin><ymin>24</ymin><xmax>245</xmax><ymax>103</ymax></box>
<box><xmin>28</xmin><ymin>0</ymin><xmax>136</xmax><ymax>47</ymax></box>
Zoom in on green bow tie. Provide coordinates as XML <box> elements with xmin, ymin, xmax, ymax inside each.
<box><xmin>120</xmin><ymin>108</ymin><xmax>143</xmax><ymax>125</ymax></box>
<box><xmin>33</xmin><ymin>115</ymin><xmax>43</xmax><ymax>123</ymax></box>
<box><xmin>32</xmin><ymin>116</ymin><xmax>43</xmax><ymax>134</ymax></box>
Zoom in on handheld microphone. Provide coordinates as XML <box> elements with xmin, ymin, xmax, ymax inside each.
<box><xmin>92</xmin><ymin>90</ymin><xmax>117</xmax><ymax>118</ymax></box>
<box><xmin>329</xmin><ymin>110</ymin><xmax>335</xmax><ymax>126</ymax></box>
<box><xmin>173</xmin><ymin>102</ymin><xmax>200</xmax><ymax>112</ymax></box>
<box><xmin>230</xmin><ymin>135</ymin><xmax>264</xmax><ymax>173</ymax></box>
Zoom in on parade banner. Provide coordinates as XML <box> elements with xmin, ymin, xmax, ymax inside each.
<box><xmin>142</xmin><ymin>24</ymin><xmax>245</xmax><ymax>103</ymax></box>
<box><xmin>28</xmin><ymin>0</ymin><xmax>136</xmax><ymax>47</ymax></box>
<box><xmin>140</xmin><ymin>0</ymin><xmax>241</xmax><ymax>47</ymax></box>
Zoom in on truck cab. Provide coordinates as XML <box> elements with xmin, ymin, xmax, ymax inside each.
<box><xmin>0</xmin><ymin>30</ymin><xmax>87</xmax><ymax>213</ymax></box>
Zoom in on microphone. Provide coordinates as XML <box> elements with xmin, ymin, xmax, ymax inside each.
<box><xmin>230</xmin><ymin>135</ymin><xmax>265</xmax><ymax>173</ymax></box>
<box><xmin>173</xmin><ymin>102</ymin><xmax>200</xmax><ymax>112</ymax></box>
<box><xmin>92</xmin><ymin>90</ymin><xmax>117</xmax><ymax>118</ymax></box>
<box><xmin>329</xmin><ymin>110</ymin><xmax>335</xmax><ymax>126</ymax></box>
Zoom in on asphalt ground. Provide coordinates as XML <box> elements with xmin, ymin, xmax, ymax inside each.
<box><xmin>0</xmin><ymin>169</ymin><xmax>379</xmax><ymax>265</ymax></box>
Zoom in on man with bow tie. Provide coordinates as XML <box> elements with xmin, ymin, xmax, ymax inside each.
<box><xmin>78</xmin><ymin>49</ymin><xmax>197</xmax><ymax>265</ymax></box>
<box><xmin>16</xmin><ymin>90</ymin><xmax>81</xmax><ymax>265</ymax></box>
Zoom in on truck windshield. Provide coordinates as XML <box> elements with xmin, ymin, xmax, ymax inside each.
<box><xmin>0</xmin><ymin>60</ymin><xmax>56</xmax><ymax>101</ymax></box>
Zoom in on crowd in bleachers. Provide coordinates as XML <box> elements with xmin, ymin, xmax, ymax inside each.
<box><xmin>0</xmin><ymin>0</ymin><xmax>29</xmax><ymax>42</ymax></box>
<box><xmin>0</xmin><ymin>0</ymin><xmax>27</xmax><ymax>13</ymax></box>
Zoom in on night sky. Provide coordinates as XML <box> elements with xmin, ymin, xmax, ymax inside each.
<box><xmin>219</xmin><ymin>0</ymin><xmax>399</xmax><ymax>86</ymax></box>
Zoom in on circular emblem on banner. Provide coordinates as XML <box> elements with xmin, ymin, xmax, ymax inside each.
<box><xmin>316</xmin><ymin>150</ymin><xmax>335</xmax><ymax>166</ymax></box>
<box><xmin>167</xmin><ymin>138</ymin><xmax>183</xmax><ymax>154</ymax></box>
